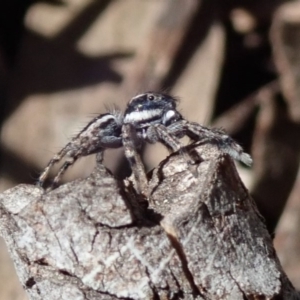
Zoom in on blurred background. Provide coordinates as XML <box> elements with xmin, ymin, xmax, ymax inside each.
<box><xmin>0</xmin><ymin>0</ymin><xmax>300</xmax><ymax>298</ymax></box>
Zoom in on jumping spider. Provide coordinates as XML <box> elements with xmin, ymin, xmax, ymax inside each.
<box><xmin>38</xmin><ymin>92</ymin><xmax>252</xmax><ymax>194</ymax></box>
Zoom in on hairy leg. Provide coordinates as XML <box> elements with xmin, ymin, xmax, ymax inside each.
<box><xmin>38</xmin><ymin>112</ymin><xmax>123</xmax><ymax>189</ymax></box>
<box><xmin>37</xmin><ymin>146</ymin><xmax>71</xmax><ymax>187</ymax></box>
<box><xmin>51</xmin><ymin>157</ymin><xmax>78</xmax><ymax>189</ymax></box>
<box><xmin>168</xmin><ymin>120</ymin><xmax>252</xmax><ymax>166</ymax></box>
<box><xmin>122</xmin><ymin>124</ymin><xmax>148</xmax><ymax>197</ymax></box>
<box><xmin>147</xmin><ymin>124</ymin><xmax>194</xmax><ymax>163</ymax></box>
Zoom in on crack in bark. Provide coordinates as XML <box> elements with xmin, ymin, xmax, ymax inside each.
<box><xmin>166</xmin><ymin>232</ymin><xmax>203</xmax><ymax>298</ymax></box>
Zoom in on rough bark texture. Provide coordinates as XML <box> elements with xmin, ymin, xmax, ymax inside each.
<box><xmin>0</xmin><ymin>144</ymin><xmax>297</xmax><ymax>300</ymax></box>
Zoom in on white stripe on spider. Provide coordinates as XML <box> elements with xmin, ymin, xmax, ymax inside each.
<box><xmin>124</xmin><ymin>109</ymin><xmax>162</xmax><ymax>123</ymax></box>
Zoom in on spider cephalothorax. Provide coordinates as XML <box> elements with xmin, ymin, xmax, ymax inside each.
<box><xmin>38</xmin><ymin>92</ymin><xmax>252</xmax><ymax>194</ymax></box>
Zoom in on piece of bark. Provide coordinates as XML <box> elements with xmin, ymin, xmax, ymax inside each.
<box><xmin>0</xmin><ymin>144</ymin><xmax>297</xmax><ymax>300</ymax></box>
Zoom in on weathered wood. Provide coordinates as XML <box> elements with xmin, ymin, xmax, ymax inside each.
<box><xmin>0</xmin><ymin>144</ymin><xmax>297</xmax><ymax>300</ymax></box>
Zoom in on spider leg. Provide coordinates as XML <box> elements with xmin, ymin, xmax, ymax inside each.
<box><xmin>37</xmin><ymin>146</ymin><xmax>71</xmax><ymax>187</ymax></box>
<box><xmin>147</xmin><ymin>124</ymin><xmax>196</xmax><ymax>168</ymax></box>
<box><xmin>95</xmin><ymin>151</ymin><xmax>104</xmax><ymax>165</ymax></box>
<box><xmin>51</xmin><ymin>156</ymin><xmax>78</xmax><ymax>189</ymax></box>
<box><xmin>147</xmin><ymin>124</ymin><xmax>181</xmax><ymax>151</ymax></box>
<box><xmin>122</xmin><ymin>124</ymin><xmax>148</xmax><ymax>196</ymax></box>
<box><xmin>38</xmin><ymin>112</ymin><xmax>123</xmax><ymax>189</ymax></box>
<box><xmin>170</xmin><ymin>120</ymin><xmax>252</xmax><ymax>166</ymax></box>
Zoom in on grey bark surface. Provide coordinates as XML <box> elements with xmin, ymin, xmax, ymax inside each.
<box><xmin>0</xmin><ymin>143</ymin><xmax>298</xmax><ymax>300</ymax></box>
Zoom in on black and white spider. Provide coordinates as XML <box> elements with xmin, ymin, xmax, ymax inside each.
<box><xmin>38</xmin><ymin>92</ymin><xmax>252</xmax><ymax>194</ymax></box>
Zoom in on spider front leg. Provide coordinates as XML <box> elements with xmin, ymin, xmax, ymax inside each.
<box><xmin>146</xmin><ymin>124</ymin><xmax>195</xmax><ymax>167</ymax></box>
<box><xmin>122</xmin><ymin>124</ymin><xmax>149</xmax><ymax>197</ymax></box>
<box><xmin>168</xmin><ymin>120</ymin><xmax>252</xmax><ymax>166</ymax></box>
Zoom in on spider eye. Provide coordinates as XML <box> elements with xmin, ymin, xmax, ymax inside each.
<box><xmin>148</xmin><ymin>95</ymin><xmax>155</xmax><ymax>101</ymax></box>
